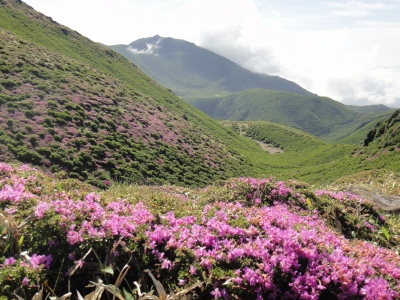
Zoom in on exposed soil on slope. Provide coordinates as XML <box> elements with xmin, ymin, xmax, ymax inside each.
<box><xmin>253</xmin><ymin>140</ymin><xmax>284</xmax><ymax>154</ymax></box>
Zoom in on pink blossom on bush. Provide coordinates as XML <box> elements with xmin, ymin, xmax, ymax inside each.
<box><xmin>22</xmin><ymin>277</ymin><xmax>30</xmax><ymax>286</ymax></box>
<box><xmin>30</xmin><ymin>254</ymin><xmax>52</xmax><ymax>270</ymax></box>
<box><xmin>4</xmin><ymin>257</ymin><xmax>16</xmax><ymax>266</ymax></box>
<box><xmin>210</xmin><ymin>288</ymin><xmax>221</xmax><ymax>299</ymax></box>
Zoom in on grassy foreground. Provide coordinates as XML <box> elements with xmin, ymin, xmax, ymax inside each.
<box><xmin>1</xmin><ymin>162</ymin><xmax>400</xmax><ymax>299</ymax></box>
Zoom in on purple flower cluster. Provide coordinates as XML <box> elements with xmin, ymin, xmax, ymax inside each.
<box><xmin>0</xmin><ymin>182</ymin><xmax>37</xmax><ymax>204</ymax></box>
<box><xmin>0</xmin><ymin>165</ymin><xmax>37</xmax><ymax>204</ymax></box>
<box><xmin>146</xmin><ymin>201</ymin><xmax>400</xmax><ymax>298</ymax></box>
<box><xmin>29</xmin><ymin>254</ymin><xmax>53</xmax><ymax>270</ymax></box>
<box><xmin>0</xmin><ymin>162</ymin><xmax>14</xmax><ymax>174</ymax></box>
<box><xmin>3</xmin><ymin>257</ymin><xmax>16</xmax><ymax>266</ymax></box>
<box><xmin>315</xmin><ymin>190</ymin><xmax>362</xmax><ymax>202</ymax></box>
<box><xmin>3</xmin><ymin>253</ymin><xmax>52</xmax><ymax>270</ymax></box>
<box><xmin>234</xmin><ymin>177</ymin><xmax>305</xmax><ymax>206</ymax></box>
<box><xmin>35</xmin><ymin>192</ymin><xmax>153</xmax><ymax>244</ymax></box>
<box><xmin>1</xmin><ymin>162</ymin><xmax>400</xmax><ymax>299</ymax></box>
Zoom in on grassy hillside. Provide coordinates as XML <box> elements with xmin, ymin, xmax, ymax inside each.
<box><xmin>109</xmin><ymin>36</ymin><xmax>313</xmax><ymax>98</ymax></box>
<box><xmin>1</xmin><ymin>2</ymin><xmax>400</xmax><ymax>297</ymax></box>
<box><xmin>0</xmin><ymin>0</ymin><xmax>275</xmax><ymax>187</ymax></box>
<box><xmin>335</xmin><ymin>111</ymin><xmax>396</xmax><ymax>144</ymax></box>
<box><xmin>188</xmin><ymin>89</ymin><xmax>395</xmax><ymax>142</ymax></box>
<box><xmin>220</xmin><ymin>120</ymin><xmax>400</xmax><ymax>185</ymax></box>
<box><xmin>364</xmin><ymin>109</ymin><xmax>400</xmax><ymax>149</ymax></box>
<box><xmin>0</xmin><ymin>1</ymin><xmax>399</xmax><ymax>187</ymax></box>
<box><xmin>346</xmin><ymin>104</ymin><xmax>392</xmax><ymax>113</ymax></box>
<box><xmin>222</xmin><ymin>120</ymin><xmax>325</xmax><ymax>152</ymax></box>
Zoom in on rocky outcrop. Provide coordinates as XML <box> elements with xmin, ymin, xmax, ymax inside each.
<box><xmin>347</xmin><ymin>184</ymin><xmax>400</xmax><ymax>213</ymax></box>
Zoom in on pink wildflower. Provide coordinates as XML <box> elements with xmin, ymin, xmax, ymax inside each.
<box><xmin>4</xmin><ymin>257</ymin><xmax>16</xmax><ymax>266</ymax></box>
<box><xmin>22</xmin><ymin>277</ymin><xmax>30</xmax><ymax>286</ymax></box>
<box><xmin>30</xmin><ymin>254</ymin><xmax>52</xmax><ymax>270</ymax></box>
<box><xmin>178</xmin><ymin>279</ymin><xmax>186</xmax><ymax>286</ymax></box>
<box><xmin>190</xmin><ymin>265</ymin><xmax>197</xmax><ymax>275</ymax></box>
<box><xmin>211</xmin><ymin>288</ymin><xmax>221</xmax><ymax>299</ymax></box>
<box><xmin>364</xmin><ymin>221</ymin><xmax>375</xmax><ymax>232</ymax></box>
<box><xmin>161</xmin><ymin>259</ymin><xmax>172</xmax><ymax>270</ymax></box>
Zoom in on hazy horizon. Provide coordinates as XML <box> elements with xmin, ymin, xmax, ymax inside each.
<box><xmin>23</xmin><ymin>0</ymin><xmax>400</xmax><ymax>108</ymax></box>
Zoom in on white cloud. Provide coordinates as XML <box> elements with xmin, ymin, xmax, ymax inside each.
<box><xmin>328</xmin><ymin>1</ymin><xmax>388</xmax><ymax>16</ymax></box>
<box><xmin>196</xmin><ymin>5</ymin><xmax>400</xmax><ymax>108</ymax></box>
<box><xmin>128</xmin><ymin>41</ymin><xmax>161</xmax><ymax>55</ymax></box>
<box><xmin>23</xmin><ymin>0</ymin><xmax>400</xmax><ymax>108</ymax></box>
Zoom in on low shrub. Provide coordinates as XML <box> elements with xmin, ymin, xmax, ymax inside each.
<box><xmin>0</xmin><ymin>163</ymin><xmax>399</xmax><ymax>299</ymax></box>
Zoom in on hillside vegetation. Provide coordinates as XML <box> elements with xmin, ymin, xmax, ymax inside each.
<box><xmin>1</xmin><ymin>162</ymin><xmax>400</xmax><ymax>299</ymax></box>
<box><xmin>1</xmin><ymin>1</ymin><xmax>400</xmax><ymax>299</ymax></box>
<box><xmin>109</xmin><ymin>37</ymin><xmax>394</xmax><ymax>145</ymax></box>
<box><xmin>188</xmin><ymin>89</ymin><xmax>395</xmax><ymax>143</ymax></box>
<box><xmin>0</xmin><ymin>0</ymin><xmax>276</xmax><ymax>187</ymax></box>
<box><xmin>364</xmin><ymin>109</ymin><xmax>400</xmax><ymax>149</ymax></box>
<box><xmin>0</xmin><ymin>0</ymin><xmax>399</xmax><ymax>189</ymax></box>
<box><xmin>220</xmin><ymin>117</ymin><xmax>400</xmax><ymax>185</ymax></box>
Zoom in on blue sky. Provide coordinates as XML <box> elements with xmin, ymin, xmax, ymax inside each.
<box><xmin>23</xmin><ymin>0</ymin><xmax>400</xmax><ymax>107</ymax></box>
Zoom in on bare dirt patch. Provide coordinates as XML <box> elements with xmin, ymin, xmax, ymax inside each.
<box><xmin>253</xmin><ymin>140</ymin><xmax>284</xmax><ymax>154</ymax></box>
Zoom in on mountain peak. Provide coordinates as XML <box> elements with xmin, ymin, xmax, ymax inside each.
<box><xmin>127</xmin><ymin>35</ymin><xmax>163</xmax><ymax>55</ymax></box>
<box><xmin>112</xmin><ymin>36</ymin><xmax>313</xmax><ymax>97</ymax></box>
<box><xmin>127</xmin><ymin>35</ymin><xmax>199</xmax><ymax>56</ymax></box>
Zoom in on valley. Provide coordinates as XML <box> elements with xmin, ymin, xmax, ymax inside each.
<box><xmin>0</xmin><ymin>0</ymin><xmax>400</xmax><ymax>299</ymax></box>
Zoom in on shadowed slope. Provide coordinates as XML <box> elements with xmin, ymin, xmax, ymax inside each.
<box><xmin>110</xmin><ymin>35</ymin><xmax>313</xmax><ymax>97</ymax></box>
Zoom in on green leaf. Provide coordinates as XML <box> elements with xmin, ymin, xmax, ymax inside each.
<box><xmin>56</xmin><ymin>179</ymin><xmax>62</xmax><ymax>192</ymax></box>
<box><xmin>102</xmin><ymin>266</ymin><xmax>114</xmax><ymax>276</ymax></box>
<box><xmin>3</xmin><ymin>244</ymin><xmax>10</xmax><ymax>255</ymax></box>
<box><xmin>122</xmin><ymin>288</ymin><xmax>135</xmax><ymax>300</ymax></box>
<box><xmin>19</xmin><ymin>234</ymin><xmax>24</xmax><ymax>247</ymax></box>
<box><xmin>381</xmin><ymin>226</ymin><xmax>390</xmax><ymax>241</ymax></box>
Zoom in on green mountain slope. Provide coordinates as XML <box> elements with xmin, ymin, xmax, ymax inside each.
<box><xmin>364</xmin><ymin>109</ymin><xmax>400</xmax><ymax>148</ymax></box>
<box><xmin>0</xmin><ymin>0</ymin><xmax>398</xmax><ymax>190</ymax></box>
<box><xmin>346</xmin><ymin>104</ymin><xmax>393</xmax><ymax>113</ymax></box>
<box><xmin>109</xmin><ymin>35</ymin><xmax>313</xmax><ymax>97</ymax></box>
<box><xmin>0</xmin><ymin>0</ymin><xmax>274</xmax><ymax>187</ymax></box>
<box><xmin>240</xmin><ymin>121</ymin><xmax>326</xmax><ymax>152</ymax></box>
<box><xmin>220</xmin><ymin>119</ymin><xmax>400</xmax><ymax>185</ymax></box>
<box><xmin>188</xmin><ymin>89</ymin><xmax>395</xmax><ymax>142</ymax></box>
<box><xmin>334</xmin><ymin>111</ymin><xmax>396</xmax><ymax>144</ymax></box>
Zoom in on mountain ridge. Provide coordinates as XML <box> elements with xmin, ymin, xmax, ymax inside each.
<box><xmin>187</xmin><ymin>89</ymin><xmax>396</xmax><ymax>142</ymax></box>
<box><xmin>110</xmin><ymin>36</ymin><xmax>394</xmax><ymax>143</ymax></box>
<box><xmin>109</xmin><ymin>35</ymin><xmax>314</xmax><ymax>97</ymax></box>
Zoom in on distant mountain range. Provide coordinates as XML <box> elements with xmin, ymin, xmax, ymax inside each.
<box><xmin>186</xmin><ymin>89</ymin><xmax>395</xmax><ymax>142</ymax></box>
<box><xmin>109</xmin><ymin>36</ymin><xmax>394</xmax><ymax>143</ymax></box>
<box><xmin>109</xmin><ymin>35</ymin><xmax>313</xmax><ymax>97</ymax></box>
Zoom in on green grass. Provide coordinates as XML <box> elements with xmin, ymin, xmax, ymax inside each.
<box><xmin>221</xmin><ymin>120</ymin><xmax>400</xmax><ymax>186</ymax></box>
<box><xmin>0</xmin><ymin>0</ymin><xmax>399</xmax><ymax>190</ymax></box>
<box><xmin>187</xmin><ymin>89</ymin><xmax>396</xmax><ymax>143</ymax></box>
<box><xmin>0</xmin><ymin>1</ymin><xmax>277</xmax><ymax>187</ymax></box>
